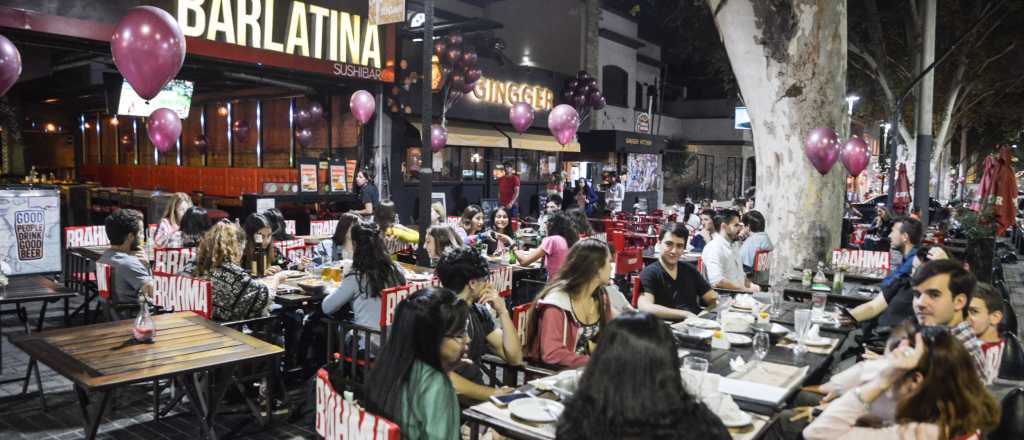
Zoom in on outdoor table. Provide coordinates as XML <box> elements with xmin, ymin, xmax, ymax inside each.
<box><xmin>9</xmin><ymin>312</ymin><xmax>283</xmax><ymax>440</ymax></box>
<box><xmin>642</xmin><ymin>247</ymin><xmax>701</xmax><ymax>266</ymax></box>
<box><xmin>767</xmin><ymin>301</ymin><xmax>857</xmax><ymax>334</ymax></box>
<box><xmin>782</xmin><ymin>280</ymin><xmax>876</xmax><ymax>307</ymax></box>
<box><xmin>789</xmin><ymin>267</ymin><xmax>885</xmax><ymax>284</ymax></box>
<box><xmin>0</xmin><ymin>275</ymin><xmax>78</xmax><ymax>398</ymax></box>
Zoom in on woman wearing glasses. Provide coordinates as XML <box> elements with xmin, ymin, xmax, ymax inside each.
<box><xmin>804</xmin><ymin>325</ymin><xmax>1000</xmax><ymax>440</ymax></box>
<box><xmin>362</xmin><ymin>288</ymin><xmax>469</xmax><ymax>440</ymax></box>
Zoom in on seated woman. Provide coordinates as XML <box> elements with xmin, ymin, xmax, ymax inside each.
<box><xmin>430</xmin><ymin>202</ymin><xmax>446</xmax><ymax>226</ymax></box>
<box><xmin>803</xmin><ymin>326</ymin><xmax>1000</xmax><ymax>440</ymax></box>
<box><xmin>485</xmin><ymin>206</ymin><xmax>515</xmax><ymax>255</ymax></box>
<box><xmin>524</xmin><ymin>238</ymin><xmax>616</xmax><ymax>368</ymax></box>
<box><xmin>263</xmin><ymin>208</ymin><xmax>294</xmax><ymax>241</ymax></box>
<box><xmin>689</xmin><ymin>208</ymin><xmax>716</xmax><ymax>252</ymax></box>
<box><xmin>321</xmin><ymin>222</ymin><xmax>407</xmax><ymax>330</ymax></box>
<box><xmin>566</xmin><ymin>208</ymin><xmax>595</xmax><ymax>239</ymax></box>
<box><xmin>190</xmin><ymin>221</ymin><xmax>287</xmax><ymax>322</ymax></box>
<box><xmin>361</xmin><ymin>288</ymin><xmax>468</xmax><ymax>440</ymax></box>
<box><xmin>374</xmin><ymin>200</ymin><xmax>420</xmax><ymax>245</ymax></box>
<box><xmin>454</xmin><ymin>204</ymin><xmax>488</xmax><ymax>247</ymax></box>
<box><xmin>424</xmin><ymin>225</ymin><xmax>464</xmax><ymax>267</ymax></box>
<box><xmin>178</xmin><ymin>206</ymin><xmax>212</xmax><ymax>248</ymax></box>
<box><xmin>557</xmin><ymin>311</ymin><xmax>729</xmax><ymax>440</ymax></box>
<box><xmin>241</xmin><ymin>213</ymin><xmax>286</xmax><ymax>275</ymax></box>
<box><xmin>154</xmin><ymin>192</ymin><xmax>192</xmax><ymax>248</ymax></box>
<box><xmin>311</xmin><ymin>213</ymin><xmax>360</xmax><ymax>267</ymax></box>
<box><xmin>514</xmin><ymin>212</ymin><xmax>579</xmax><ymax>281</ymax></box>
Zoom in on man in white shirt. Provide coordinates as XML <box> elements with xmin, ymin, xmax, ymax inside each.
<box><xmin>701</xmin><ymin>209</ymin><xmax>759</xmax><ymax>293</ymax></box>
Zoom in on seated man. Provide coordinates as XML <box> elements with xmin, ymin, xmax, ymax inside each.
<box><xmin>98</xmin><ymin>208</ymin><xmax>154</xmax><ymax>304</ymax></box>
<box><xmin>968</xmin><ymin>283</ymin><xmax>1006</xmax><ymax>381</ymax></box>
<box><xmin>881</xmin><ymin>216</ymin><xmax>923</xmax><ymax>289</ymax></box>
<box><xmin>701</xmin><ymin>209</ymin><xmax>760</xmax><ymax>293</ymax></box>
<box><xmin>435</xmin><ymin>247</ymin><xmax>521</xmax><ymax>401</ymax></box>
<box><xmin>638</xmin><ymin>224</ymin><xmax>717</xmax><ymax>320</ymax></box>
<box><xmin>840</xmin><ymin>246</ymin><xmax>948</xmax><ymax>328</ymax></box>
<box><xmin>739</xmin><ymin>210</ymin><xmax>773</xmax><ymax>273</ymax></box>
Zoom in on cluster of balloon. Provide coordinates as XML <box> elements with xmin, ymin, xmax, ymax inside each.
<box><xmin>294</xmin><ymin>101</ymin><xmax>325</xmax><ymax>147</ymax></box>
<box><xmin>111</xmin><ymin>6</ymin><xmax>186</xmax><ymax>154</ymax></box>
<box><xmin>804</xmin><ymin>128</ymin><xmax>871</xmax><ymax>176</ymax></box>
<box><xmin>434</xmin><ymin>33</ymin><xmax>482</xmax><ymax>117</ymax></box>
<box><xmin>0</xmin><ymin>35</ymin><xmax>22</xmax><ymax>97</ymax></box>
<box><xmin>562</xmin><ymin>70</ymin><xmax>605</xmax><ymax>122</ymax></box>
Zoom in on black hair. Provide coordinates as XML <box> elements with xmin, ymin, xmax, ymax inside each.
<box><xmin>547</xmin><ymin>194</ymin><xmax>563</xmax><ymax>206</ymax></box>
<box><xmin>545</xmin><ymin>211</ymin><xmax>580</xmax><ymax>247</ymax></box>
<box><xmin>912</xmin><ymin>259</ymin><xmax>976</xmax><ymax>319</ymax></box>
<box><xmin>894</xmin><ymin>216</ymin><xmax>924</xmax><ymax>246</ymax></box>
<box><xmin>374</xmin><ymin>200</ymin><xmax>397</xmax><ymax>231</ymax></box>
<box><xmin>566</xmin><ymin>208</ymin><xmax>594</xmax><ymax>236</ymax></box>
<box><xmin>179</xmin><ymin>206</ymin><xmax>211</xmax><ymax>247</ymax></box>
<box><xmin>362</xmin><ymin>288</ymin><xmax>469</xmax><ymax>426</ymax></box>
<box><xmin>489</xmin><ymin>206</ymin><xmax>514</xmax><ymax>237</ymax></box>
<box><xmin>698</xmin><ymin>208</ymin><xmax>716</xmax><ymax>231</ymax></box>
<box><xmin>713</xmin><ymin>209</ymin><xmax>740</xmax><ymax>232</ymax></box>
<box><xmin>556</xmin><ymin>312</ymin><xmax>729</xmax><ymax>440</ymax></box>
<box><xmin>971</xmin><ymin>283</ymin><xmax>1005</xmax><ymax>315</ymax></box>
<box><xmin>347</xmin><ymin>222</ymin><xmax>406</xmax><ymax>298</ymax></box>
<box><xmin>460</xmin><ymin>204</ymin><xmax>485</xmax><ymax>234</ymax></box>
<box><xmin>742</xmin><ymin>210</ymin><xmax>766</xmax><ymax>233</ymax></box>
<box><xmin>104</xmin><ymin>208</ymin><xmax>143</xmax><ymax>246</ymax></box>
<box><xmin>242</xmin><ymin>213</ymin><xmax>274</xmax><ymax>267</ymax></box>
<box><xmin>263</xmin><ymin>208</ymin><xmax>292</xmax><ymax>241</ymax></box>
<box><xmin>435</xmin><ymin>247</ymin><xmax>490</xmax><ymax>293</ymax></box>
<box><xmin>682</xmin><ymin>202</ymin><xmax>696</xmax><ymax>224</ymax></box>
<box><xmin>659</xmin><ymin>223</ymin><xmax>689</xmax><ymax>242</ymax></box>
<box><xmin>332</xmin><ymin>212</ymin><xmax>360</xmax><ymax>250</ymax></box>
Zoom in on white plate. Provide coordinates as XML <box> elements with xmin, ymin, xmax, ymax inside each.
<box><xmin>725</xmin><ymin>333</ymin><xmax>752</xmax><ymax>346</ymax></box>
<box><xmin>406</xmin><ymin>273</ymin><xmax>432</xmax><ymax>281</ymax></box>
<box><xmin>802</xmin><ymin>335</ymin><xmax>833</xmax><ymax>347</ymax></box>
<box><xmin>720</xmin><ymin>410</ymin><xmax>753</xmax><ymax>427</ymax></box>
<box><xmin>683</xmin><ymin>317</ymin><xmax>721</xmax><ymax>330</ymax></box>
<box><xmin>508</xmin><ymin>398</ymin><xmax>564</xmax><ymax>424</ymax></box>
<box><xmin>280</xmin><ymin>270</ymin><xmax>307</xmax><ymax>279</ymax></box>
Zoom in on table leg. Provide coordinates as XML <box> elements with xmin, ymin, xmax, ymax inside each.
<box><xmin>36</xmin><ymin>300</ymin><xmax>50</xmax><ymax>333</ymax></box>
<box><xmin>179</xmin><ymin>375</ymin><xmax>208</xmax><ymax>438</ymax></box>
<box><xmin>202</xmin><ymin>367</ymin><xmax>236</xmax><ymax>440</ymax></box>
<box><xmin>63</xmin><ymin>297</ymin><xmax>70</xmax><ymax>327</ymax></box>
<box><xmin>74</xmin><ymin>386</ymin><xmax>111</xmax><ymax>440</ymax></box>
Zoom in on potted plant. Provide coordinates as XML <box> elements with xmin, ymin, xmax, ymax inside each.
<box><xmin>959</xmin><ymin>205</ymin><xmax>997</xmax><ymax>283</ymax></box>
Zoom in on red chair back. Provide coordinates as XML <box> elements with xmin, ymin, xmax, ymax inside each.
<box><xmin>753</xmin><ymin>249</ymin><xmax>772</xmax><ymax>273</ymax></box>
<box><xmin>153</xmin><ymin>247</ymin><xmax>197</xmax><ymax>275</ymax></box>
<box><xmin>152</xmin><ymin>272</ymin><xmax>213</xmax><ymax>318</ymax></box>
<box><xmin>630</xmin><ymin>275</ymin><xmax>641</xmax><ymax>307</ymax></box>
<box><xmin>512</xmin><ymin>302</ymin><xmax>533</xmax><ymax>342</ymax></box>
<box><xmin>379</xmin><ymin>285</ymin><xmax>415</xmax><ymax>329</ymax></box>
<box><xmin>607</xmin><ymin>228</ymin><xmax>625</xmax><ymax>255</ymax></box>
<box><xmin>64</xmin><ymin>225</ymin><xmax>109</xmax><ymax>248</ymax></box>
<box><xmin>315</xmin><ymin>368</ymin><xmax>400</xmax><ymax>440</ymax></box>
<box><xmin>615</xmin><ymin>247</ymin><xmax>644</xmax><ymax>276</ymax></box>
<box><xmin>95</xmin><ymin>261</ymin><xmax>112</xmax><ymax>300</ymax></box>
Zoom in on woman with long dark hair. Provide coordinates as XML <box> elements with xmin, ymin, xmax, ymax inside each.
<box><xmin>361</xmin><ymin>288</ymin><xmax>469</xmax><ymax>440</ymax></box>
<box><xmin>454</xmin><ymin>204</ymin><xmax>488</xmax><ymax>247</ymax></box>
<box><xmin>681</xmin><ymin>202</ymin><xmax>700</xmax><ymax>233</ymax></box>
<box><xmin>485</xmin><ymin>206</ymin><xmax>515</xmax><ymax>255</ymax></box>
<box><xmin>689</xmin><ymin>208</ymin><xmax>716</xmax><ymax>252</ymax></box>
<box><xmin>514</xmin><ymin>211</ymin><xmax>579</xmax><ymax>281</ymax></box>
<box><xmin>321</xmin><ymin>222</ymin><xmax>406</xmax><ymax>329</ymax></box>
<box><xmin>311</xmin><ymin>212</ymin><xmax>360</xmax><ymax>267</ymax></box>
<box><xmin>179</xmin><ymin>206</ymin><xmax>211</xmax><ymax>248</ymax></box>
<box><xmin>263</xmin><ymin>208</ymin><xmax>293</xmax><ymax>241</ymax></box>
<box><xmin>566</xmin><ymin>208</ymin><xmax>595</xmax><ymax>238</ymax></box>
<box><xmin>804</xmin><ymin>326</ymin><xmax>1000</xmax><ymax>440</ymax></box>
<box><xmin>557</xmin><ymin>312</ymin><xmax>729</xmax><ymax>440</ymax></box>
<box><xmin>241</xmin><ymin>213</ymin><xmax>284</xmax><ymax>275</ymax></box>
<box><xmin>525</xmin><ymin>238</ymin><xmax>616</xmax><ymax>368</ymax></box>
<box><xmin>424</xmin><ymin>225</ymin><xmax>463</xmax><ymax>266</ymax></box>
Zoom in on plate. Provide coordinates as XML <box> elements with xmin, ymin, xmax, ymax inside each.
<box><xmin>683</xmin><ymin>317</ymin><xmax>721</xmax><ymax>330</ymax></box>
<box><xmin>802</xmin><ymin>335</ymin><xmax>833</xmax><ymax>347</ymax></box>
<box><xmin>280</xmin><ymin>270</ymin><xmax>307</xmax><ymax>279</ymax></box>
<box><xmin>406</xmin><ymin>273</ymin><xmax>432</xmax><ymax>282</ymax></box>
<box><xmin>508</xmin><ymin>398</ymin><xmax>564</xmax><ymax>424</ymax></box>
<box><xmin>720</xmin><ymin>410</ymin><xmax>753</xmax><ymax>427</ymax></box>
<box><xmin>725</xmin><ymin>333</ymin><xmax>752</xmax><ymax>346</ymax></box>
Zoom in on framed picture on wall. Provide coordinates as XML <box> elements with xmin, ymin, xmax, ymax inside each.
<box><xmin>298</xmin><ymin>159</ymin><xmax>319</xmax><ymax>193</ymax></box>
<box><xmin>328</xmin><ymin>160</ymin><xmax>347</xmax><ymax>192</ymax></box>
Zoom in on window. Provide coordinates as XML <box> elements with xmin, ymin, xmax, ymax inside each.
<box><xmin>726</xmin><ymin>156</ymin><xmax>742</xmax><ymax>199</ymax></box>
<box><xmin>492</xmin><ymin>150</ymin><xmax>540</xmax><ymax>182</ymax></box>
<box><xmin>602</xmin><ymin>65</ymin><xmax>628</xmax><ymax>107</ymax></box>
<box><xmin>403</xmin><ymin>145</ymin><xmax>459</xmax><ymax>182</ymax></box>
<box><xmin>460</xmin><ymin>147</ymin><xmax>485</xmax><ymax>180</ymax></box>
<box><xmin>635</xmin><ymin>82</ymin><xmax>643</xmax><ymax>109</ymax></box>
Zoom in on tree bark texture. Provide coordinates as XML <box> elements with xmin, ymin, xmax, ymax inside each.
<box><xmin>706</xmin><ymin>0</ymin><xmax>847</xmax><ymax>271</ymax></box>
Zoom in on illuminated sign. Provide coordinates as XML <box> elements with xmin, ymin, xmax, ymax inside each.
<box><xmin>466</xmin><ymin>76</ymin><xmax>555</xmax><ymax>113</ymax></box>
<box><xmin>176</xmin><ymin>0</ymin><xmax>384</xmax><ymax>76</ymax></box>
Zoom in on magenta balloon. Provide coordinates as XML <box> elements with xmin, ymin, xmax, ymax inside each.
<box><xmin>110</xmin><ymin>6</ymin><xmax>185</xmax><ymax>100</ymax></box>
<box><xmin>445</xmin><ymin>47</ymin><xmax>462</xmax><ymax>65</ymax></box>
<box><xmin>232</xmin><ymin>119</ymin><xmax>250</xmax><ymax>143</ymax></box>
<box><xmin>509</xmin><ymin>102</ymin><xmax>535</xmax><ymax>134</ymax></box>
<box><xmin>450</xmin><ymin>73</ymin><xmax>466</xmax><ymax>93</ymax></box>
<box><xmin>841</xmin><ymin>136</ymin><xmax>871</xmax><ymax>177</ymax></box>
<box><xmin>548</xmin><ymin>104</ymin><xmax>580</xmax><ymax>146</ymax></box>
<box><xmin>349</xmin><ymin>90</ymin><xmax>376</xmax><ymax>125</ymax></box>
<box><xmin>465</xmin><ymin>68</ymin><xmax>482</xmax><ymax>84</ymax></box>
<box><xmin>0</xmin><ymin>35</ymin><xmax>21</xmax><ymax>97</ymax></box>
<box><xmin>147</xmin><ymin>108</ymin><xmax>181</xmax><ymax>153</ymax></box>
<box><xmin>192</xmin><ymin>134</ymin><xmax>208</xmax><ymax>154</ymax></box>
<box><xmin>433</xmin><ymin>41</ymin><xmax>446</xmax><ymax>57</ymax></box>
<box><xmin>567</xmin><ymin>79</ymin><xmax>579</xmax><ymax>90</ymax></box>
<box><xmin>461</xmin><ymin>51</ymin><xmax>478</xmax><ymax>68</ymax></box>
<box><xmin>572</xmin><ymin>94</ymin><xmax>586</xmax><ymax>108</ymax></box>
<box><xmin>295</xmin><ymin>128</ymin><xmax>313</xmax><ymax>147</ymax></box>
<box><xmin>447</xmin><ymin>34</ymin><xmax>463</xmax><ymax>46</ymax></box>
<box><xmin>804</xmin><ymin>127</ymin><xmax>841</xmax><ymax>175</ymax></box>
<box><xmin>587</xmin><ymin>90</ymin><xmax>603</xmax><ymax>108</ymax></box>
<box><xmin>309</xmin><ymin>102</ymin><xmax>324</xmax><ymax>120</ymax></box>
<box><xmin>593</xmin><ymin>96</ymin><xmax>606</xmax><ymax>110</ymax></box>
<box><xmin>430</xmin><ymin>124</ymin><xmax>448</xmax><ymax>152</ymax></box>
<box><xmin>294</xmin><ymin>107</ymin><xmax>311</xmax><ymax>128</ymax></box>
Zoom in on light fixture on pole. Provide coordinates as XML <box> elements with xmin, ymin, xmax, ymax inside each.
<box><xmin>845</xmin><ymin>95</ymin><xmax>860</xmax><ymax>115</ymax></box>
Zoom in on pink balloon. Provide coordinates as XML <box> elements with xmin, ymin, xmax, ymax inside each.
<box><xmin>548</xmin><ymin>104</ymin><xmax>579</xmax><ymax>146</ymax></box>
<box><xmin>431</xmin><ymin>124</ymin><xmax>447</xmax><ymax>152</ymax></box>
<box><xmin>309</xmin><ymin>102</ymin><xmax>324</xmax><ymax>120</ymax></box>
<box><xmin>509</xmin><ymin>102</ymin><xmax>535</xmax><ymax>134</ymax></box>
<box><xmin>349</xmin><ymin>90</ymin><xmax>376</xmax><ymax>125</ymax></box>
<box><xmin>232</xmin><ymin>119</ymin><xmax>250</xmax><ymax>143</ymax></box>
<box><xmin>295</xmin><ymin>128</ymin><xmax>313</xmax><ymax>147</ymax></box>
<box><xmin>0</xmin><ymin>35</ymin><xmax>22</xmax><ymax>97</ymax></box>
<box><xmin>804</xmin><ymin>127</ymin><xmax>840</xmax><ymax>175</ymax></box>
<box><xmin>294</xmin><ymin>107</ymin><xmax>311</xmax><ymax>128</ymax></box>
<box><xmin>841</xmin><ymin>136</ymin><xmax>871</xmax><ymax>177</ymax></box>
<box><xmin>192</xmin><ymin>134</ymin><xmax>208</xmax><ymax>154</ymax></box>
<box><xmin>111</xmin><ymin>7</ymin><xmax>185</xmax><ymax>100</ymax></box>
<box><xmin>147</xmin><ymin>108</ymin><xmax>181</xmax><ymax>153</ymax></box>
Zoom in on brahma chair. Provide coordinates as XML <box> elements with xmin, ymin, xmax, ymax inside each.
<box><xmin>478</xmin><ymin>302</ymin><xmax>556</xmax><ymax>388</ymax></box>
<box><xmin>63</xmin><ymin>247</ymin><xmax>99</xmax><ymax>323</ymax></box>
<box><xmin>315</xmin><ymin>367</ymin><xmax>400</xmax><ymax>440</ymax></box>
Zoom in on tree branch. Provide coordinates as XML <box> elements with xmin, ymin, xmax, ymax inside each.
<box><xmin>974</xmin><ymin>42</ymin><xmax>1017</xmax><ymax>76</ymax></box>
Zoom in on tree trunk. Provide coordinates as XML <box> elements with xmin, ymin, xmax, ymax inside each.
<box><xmin>706</xmin><ymin>0</ymin><xmax>847</xmax><ymax>272</ymax></box>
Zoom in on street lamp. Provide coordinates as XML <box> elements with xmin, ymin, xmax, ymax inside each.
<box><xmin>845</xmin><ymin>95</ymin><xmax>860</xmax><ymax>115</ymax></box>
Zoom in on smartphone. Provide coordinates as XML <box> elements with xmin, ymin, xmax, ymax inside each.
<box><xmin>837</xmin><ymin>305</ymin><xmax>856</xmax><ymax>323</ymax></box>
<box><xmin>489</xmin><ymin>392</ymin><xmax>531</xmax><ymax>408</ymax></box>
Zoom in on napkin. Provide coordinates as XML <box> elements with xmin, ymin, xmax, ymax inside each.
<box><xmin>729</xmin><ymin>356</ymin><xmax>747</xmax><ymax>372</ymax></box>
<box><xmin>806</xmin><ymin>324</ymin><xmax>821</xmax><ymax>341</ymax></box>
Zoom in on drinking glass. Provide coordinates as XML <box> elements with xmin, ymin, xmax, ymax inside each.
<box><xmin>683</xmin><ymin>356</ymin><xmax>710</xmax><ymax>398</ymax></box>
<box><xmin>753</xmin><ymin>331</ymin><xmax>770</xmax><ymax>363</ymax></box>
<box><xmin>769</xmin><ymin>286</ymin><xmax>784</xmax><ymax>315</ymax></box>
<box><xmin>793</xmin><ymin>309</ymin><xmax>812</xmax><ymax>355</ymax></box>
<box><xmin>811</xmin><ymin>291</ymin><xmax>828</xmax><ymax>320</ymax></box>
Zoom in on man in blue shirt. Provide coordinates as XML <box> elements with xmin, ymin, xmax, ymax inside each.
<box><xmin>881</xmin><ymin>216</ymin><xmax>922</xmax><ymax>289</ymax></box>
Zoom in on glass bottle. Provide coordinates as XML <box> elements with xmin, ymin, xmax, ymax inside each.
<box><xmin>813</xmin><ymin>261</ymin><xmax>828</xmax><ymax>286</ymax></box>
<box><xmin>133</xmin><ymin>296</ymin><xmax>156</xmax><ymax>342</ymax></box>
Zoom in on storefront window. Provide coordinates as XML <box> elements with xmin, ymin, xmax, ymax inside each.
<box><xmin>460</xmin><ymin>147</ymin><xmax>485</xmax><ymax>181</ymax></box>
<box><xmin>403</xmin><ymin>145</ymin><xmax>461</xmax><ymax>182</ymax></box>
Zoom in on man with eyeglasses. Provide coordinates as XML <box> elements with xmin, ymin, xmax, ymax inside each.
<box><xmin>701</xmin><ymin>209</ymin><xmax>760</xmax><ymax>293</ymax></box>
<box><xmin>638</xmin><ymin>224</ymin><xmax>717</xmax><ymax>320</ymax></box>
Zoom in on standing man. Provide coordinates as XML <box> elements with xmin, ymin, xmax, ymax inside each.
<box><xmin>352</xmin><ymin>170</ymin><xmax>379</xmax><ymax>216</ymax></box>
<box><xmin>638</xmin><ymin>224</ymin><xmax>717</xmax><ymax>320</ymax></box>
<box><xmin>497</xmin><ymin>162</ymin><xmax>520</xmax><ymax>218</ymax></box>
<box><xmin>701</xmin><ymin>209</ymin><xmax>760</xmax><ymax>293</ymax></box>
<box><xmin>882</xmin><ymin>216</ymin><xmax>922</xmax><ymax>289</ymax></box>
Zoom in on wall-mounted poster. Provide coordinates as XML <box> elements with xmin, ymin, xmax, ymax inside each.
<box><xmin>299</xmin><ymin>161</ymin><xmax>319</xmax><ymax>193</ymax></box>
<box><xmin>346</xmin><ymin>160</ymin><xmax>358</xmax><ymax>190</ymax></box>
<box><xmin>626</xmin><ymin>153</ymin><xmax>660</xmax><ymax>192</ymax></box>
<box><xmin>0</xmin><ymin>188</ymin><xmax>61</xmax><ymax>275</ymax></box>
<box><xmin>329</xmin><ymin>161</ymin><xmax>347</xmax><ymax>192</ymax></box>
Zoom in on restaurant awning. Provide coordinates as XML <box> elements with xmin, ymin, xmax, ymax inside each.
<box><xmin>507</xmin><ymin>132</ymin><xmax>581</xmax><ymax>153</ymax></box>
<box><xmin>411</xmin><ymin>123</ymin><xmax>507</xmax><ymax>149</ymax></box>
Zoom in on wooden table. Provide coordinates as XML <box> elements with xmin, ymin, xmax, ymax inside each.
<box><xmin>9</xmin><ymin>312</ymin><xmax>284</xmax><ymax>440</ymax></box>
<box><xmin>1</xmin><ymin>275</ymin><xmax>77</xmax><ymax>372</ymax></box>
<box><xmin>782</xmin><ymin>280</ymin><xmax>877</xmax><ymax>307</ymax></box>
<box><xmin>768</xmin><ymin>301</ymin><xmax>857</xmax><ymax>334</ymax></box>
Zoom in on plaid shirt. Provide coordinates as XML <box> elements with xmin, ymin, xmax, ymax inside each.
<box><xmin>951</xmin><ymin>321</ymin><xmax>991</xmax><ymax>384</ymax></box>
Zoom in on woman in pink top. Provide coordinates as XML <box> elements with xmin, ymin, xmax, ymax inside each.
<box><xmin>154</xmin><ymin>192</ymin><xmax>192</xmax><ymax>249</ymax></box>
<box><xmin>524</xmin><ymin>239</ymin><xmax>616</xmax><ymax>369</ymax></box>
<box><xmin>513</xmin><ymin>212</ymin><xmax>579</xmax><ymax>281</ymax></box>
<box><xmin>804</xmin><ymin>326</ymin><xmax>999</xmax><ymax>440</ymax></box>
